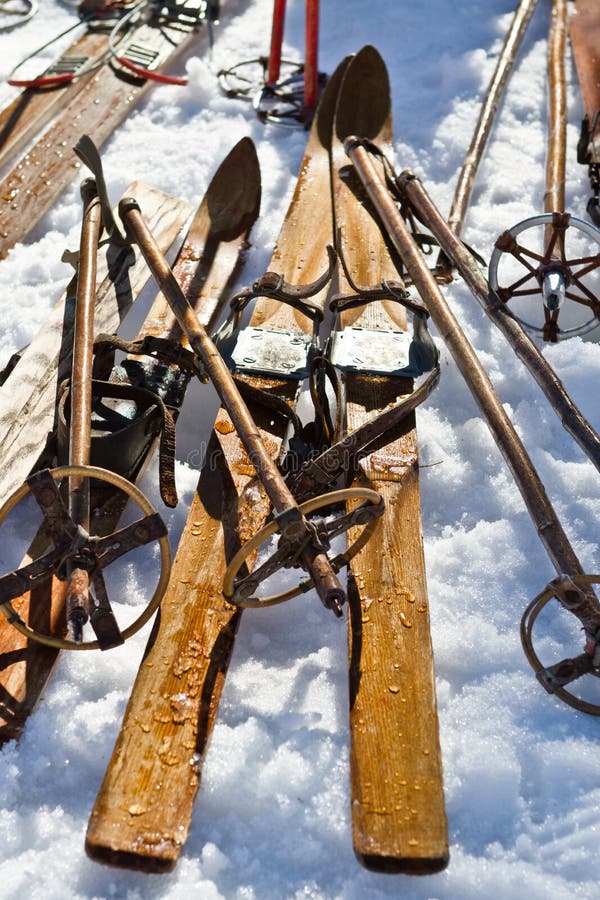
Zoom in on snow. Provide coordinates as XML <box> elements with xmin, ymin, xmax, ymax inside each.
<box><xmin>0</xmin><ymin>0</ymin><xmax>599</xmax><ymax>898</ymax></box>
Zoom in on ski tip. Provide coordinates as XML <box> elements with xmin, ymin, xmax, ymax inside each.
<box><xmin>309</xmin><ymin>53</ymin><xmax>354</xmax><ymax>152</ymax></box>
<box><xmin>205</xmin><ymin>137</ymin><xmax>261</xmax><ymax>238</ymax></box>
<box><xmin>334</xmin><ymin>45</ymin><xmax>391</xmax><ymax>145</ymax></box>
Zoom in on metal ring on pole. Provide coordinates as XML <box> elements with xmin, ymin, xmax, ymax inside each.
<box><xmin>223</xmin><ymin>487</ymin><xmax>383</xmax><ymax>609</ymax></box>
<box><xmin>521</xmin><ymin>574</ymin><xmax>600</xmax><ymax>715</ymax></box>
<box><xmin>0</xmin><ymin>465</ymin><xmax>171</xmax><ymax>650</ymax></box>
<box><xmin>489</xmin><ymin>213</ymin><xmax>600</xmax><ymax>339</ymax></box>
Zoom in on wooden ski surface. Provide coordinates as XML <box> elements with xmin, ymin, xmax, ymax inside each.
<box><xmin>0</xmin><ymin>181</ymin><xmax>191</xmax><ymax>504</ymax></box>
<box><xmin>0</xmin><ymin>28</ymin><xmax>111</xmax><ymax>175</ymax></box>
<box><xmin>569</xmin><ymin>0</ymin><xmax>600</xmax><ymax>123</ymax></box>
<box><xmin>0</xmin><ymin>15</ymin><xmax>205</xmax><ymax>260</ymax></box>
<box><xmin>84</xmin><ymin>61</ymin><xmax>348</xmax><ymax>873</ymax></box>
<box><xmin>0</xmin><ymin>180</ymin><xmax>192</xmax><ymax>744</ymax></box>
<box><xmin>331</xmin><ymin>46</ymin><xmax>448</xmax><ymax>874</ymax></box>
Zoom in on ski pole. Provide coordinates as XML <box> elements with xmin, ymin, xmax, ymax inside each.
<box><xmin>267</xmin><ymin>0</ymin><xmax>286</xmax><ymax>84</ymax></box>
<box><xmin>488</xmin><ymin>0</ymin><xmax>600</xmax><ymax>340</ymax></box>
<box><xmin>303</xmin><ymin>0</ymin><xmax>319</xmax><ymax>113</ymax></box>
<box><xmin>0</xmin><ymin>179</ymin><xmax>171</xmax><ymax>652</ymax></box>
<box><xmin>398</xmin><ymin>167</ymin><xmax>600</xmax><ymax>475</ymax></box>
<box><xmin>65</xmin><ymin>178</ymin><xmax>104</xmax><ymax>643</ymax></box>
<box><xmin>345</xmin><ymin>136</ymin><xmax>600</xmax><ymax>709</ymax></box>
<box><xmin>118</xmin><ymin>198</ymin><xmax>348</xmax><ymax>616</ymax></box>
<box><xmin>446</xmin><ymin>0</ymin><xmax>539</xmax><ymax>237</ymax></box>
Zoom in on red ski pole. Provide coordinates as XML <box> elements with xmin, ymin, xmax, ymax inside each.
<box><xmin>267</xmin><ymin>0</ymin><xmax>286</xmax><ymax>84</ymax></box>
<box><xmin>304</xmin><ymin>0</ymin><xmax>319</xmax><ymax>111</ymax></box>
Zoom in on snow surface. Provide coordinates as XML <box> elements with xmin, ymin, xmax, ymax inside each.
<box><xmin>0</xmin><ymin>0</ymin><xmax>599</xmax><ymax>898</ymax></box>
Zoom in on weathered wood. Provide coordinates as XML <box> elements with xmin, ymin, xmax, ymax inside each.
<box><xmin>0</xmin><ymin>19</ymin><xmax>204</xmax><ymax>260</ymax></box>
<box><xmin>0</xmin><ymin>181</ymin><xmax>192</xmax><ymax>743</ymax></box>
<box><xmin>332</xmin><ymin>45</ymin><xmax>448</xmax><ymax>874</ymax></box>
<box><xmin>0</xmin><ymin>181</ymin><xmax>191</xmax><ymax>504</ymax></box>
<box><xmin>85</xmin><ymin>60</ymin><xmax>348</xmax><ymax>873</ymax></box>
<box><xmin>0</xmin><ymin>29</ymin><xmax>110</xmax><ymax>174</ymax></box>
<box><xmin>569</xmin><ymin>0</ymin><xmax>600</xmax><ymax>149</ymax></box>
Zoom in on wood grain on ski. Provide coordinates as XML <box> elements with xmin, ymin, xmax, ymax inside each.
<box><xmin>0</xmin><ymin>181</ymin><xmax>191</xmax><ymax>504</ymax></box>
<box><xmin>0</xmin><ymin>20</ymin><xmax>202</xmax><ymax>260</ymax></box>
<box><xmin>0</xmin><ymin>181</ymin><xmax>192</xmax><ymax>743</ymax></box>
<box><xmin>84</xmin><ymin>62</ymin><xmax>348</xmax><ymax>873</ymax></box>
<box><xmin>332</xmin><ymin>46</ymin><xmax>448</xmax><ymax>874</ymax></box>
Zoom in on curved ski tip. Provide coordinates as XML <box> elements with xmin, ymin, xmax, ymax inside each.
<box><xmin>205</xmin><ymin>137</ymin><xmax>261</xmax><ymax>236</ymax></box>
<box><xmin>335</xmin><ymin>45</ymin><xmax>391</xmax><ymax>144</ymax></box>
<box><xmin>311</xmin><ymin>53</ymin><xmax>354</xmax><ymax>151</ymax></box>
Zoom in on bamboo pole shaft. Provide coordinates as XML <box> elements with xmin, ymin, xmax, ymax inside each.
<box><xmin>448</xmin><ymin>0</ymin><xmax>539</xmax><ymax>236</ymax></box>
<box><xmin>120</xmin><ymin>199</ymin><xmax>346</xmax><ymax>613</ymax></box>
<box><xmin>69</xmin><ymin>180</ymin><xmax>102</xmax><ymax>483</ymax></box>
<box><xmin>545</xmin><ymin>0</ymin><xmax>568</xmax><ymax>215</ymax></box>
<box><xmin>345</xmin><ymin>140</ymin><xmax>599</xmax><ymax>627</ymax></box>
<box><xmin>400</xmin><ymin>171</ymin><xmax>600</xmax><ymax>473</ymax></box>
<box><xmin>304</xmin><ymin>0</ymin><xmax>319</xmax><ymax>112</ymax></box>
<box><xmin>66</xmin><ymin>178</ymin><xmax>103</xmax><ymax>639</ymax></box>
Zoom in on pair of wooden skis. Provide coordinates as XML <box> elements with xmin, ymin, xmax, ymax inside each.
<box><xmin>83</xmin><ymin>46</ymin><xmax>447</xmax><ymax>875</ymax></box>
<box><xmin>0</xmin><ymin>46</ymin><xmax>449</xmax><ymax>875</ymax></box>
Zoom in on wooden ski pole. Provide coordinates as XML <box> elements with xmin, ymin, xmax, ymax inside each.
<box><xmin>304</xmin><ymin>0</ymin><xmax>319</xmax><ymax>113</ymax></box>
<box><xmin>399</xmin><ymin>171</ymin><xmax>600</xmax><ymax>473</ymax></box>
<box><xmin>447</xmin><ymin>0</ymin><xmax>539</xmax><ymax>236</ymax></box>
<box><xmin>545</xmin><ymin>0</ymin><xmax>567</xmax><ymax>216</ymax></box>
<box><xmin>344</xmin><ymin>136</ymin><xmax>600</xmax><ymax>643</ymax></box>
<box><xmin>119</xmin><ymin>197</ymin><xmax>348</xmax><ymax>615</ymax></box>
<box><xmin>0</xmin><ymin>176</ymin><xmax>172</xmax><ymax>652</ymax></box>
<box><xmin>488</xmin><ymin>0</ymin><xmax>600</xmax><ymax>340</ymax></box>
<box><xmin>65</xmin><ymin>178</ymin><xmax>104</xmax><ymax>642</ymax></box>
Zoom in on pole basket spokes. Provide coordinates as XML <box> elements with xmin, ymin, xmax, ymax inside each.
<box><xmin>223</xmin><ymin>488</ymin><xmax>384</xmax><ymax>610</ymax></box>
<box><xmin>521</xmin><ymin>574</ymin><xmax>600</xmax><ymax>715</ymax></box>
<box><xmin>0</xmin><ymin>466</ymin><xmax>171</xmax><ymax>651</ymax></box>
<box><xmin>489</xmin><ymin>213</ymin><xmax>600</xmax><ymax>341</ymax></box>
<box><xmin>217</xmin><ymin>0</ymin><xmax>325</xmax><ymax>127</ymax></box>
<box><xmin>218</xmin><ymin>57</ymin><xmax>326</xmax><ymax>127</ymax></box>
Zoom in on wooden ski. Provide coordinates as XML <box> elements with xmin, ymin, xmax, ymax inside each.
<box><xmin>330</xmin><ymin>46</ymin><xmax>448</xmax><ymax>874</ymax></box>
<box><xmin>0</xmin><ymin>0</ymin><xmax>214</xmax><ymax>260</ymax></box>
<box><xmin>0</xmin><ymin>23</ymin><xmax>114</xmax><ymax>173</ymax></box>
<box><xmin>84</xmin><ymin>57</ymin><xmax>350</xmax><ymax>873</ymax></box>
<box><xmin>0</xmin><ymin>137</ymin><xmax>260</xmax><ymax>742</ymax></box>
<box><xmin>569</xmin><ymin>0</ymin><xmax>600</xmax><ymax>218</ymax></box>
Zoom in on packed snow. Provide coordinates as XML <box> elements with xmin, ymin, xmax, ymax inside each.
<box><xmin>0</xmin><ymin>1</ymin><xmax>599</xmax><ymax>898</ymax></box>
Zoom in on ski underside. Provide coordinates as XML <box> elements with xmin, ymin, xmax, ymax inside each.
<box><xmin>0</xmin><ymin>0</ymin><xmax>218</xmax><ymax>260</ymax></box>
<box><xmin>85</xmin><ymin>46</ymin><xmax>448</xmax><ymax>876</ymax></box>
<box><xmin>0</xmin><ymin>137</ymin><xmax>260</xmax><ymax>743</ymax></box>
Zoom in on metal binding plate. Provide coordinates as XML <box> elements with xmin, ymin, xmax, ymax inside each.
<box><xmin>231</xmin><ymin>327</ymin><xmax>312</xmax><ymax>379</ymax></box>
<box><xmin>329</xmin><ymin>326</ymin><xmax>416</xmax><ymax>376</ymax></box>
